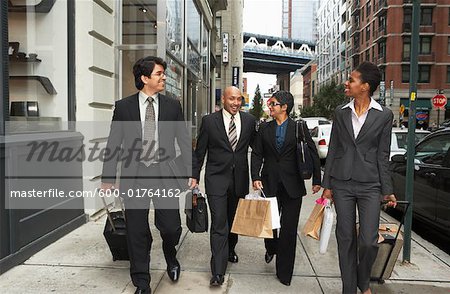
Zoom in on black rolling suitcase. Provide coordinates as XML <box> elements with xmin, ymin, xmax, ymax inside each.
<box><xmin>371</xmin><ymin>200</ymin><xmax>410</xmax><ymax>283</ymax></box>
<box><xmin>100</xmin><ymin>190</ymin><xmax>129</xmax><ymax>261</ymax></box>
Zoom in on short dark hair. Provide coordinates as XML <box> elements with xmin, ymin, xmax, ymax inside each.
<box><xmin>272</xmin><ymin>90</ymin><xmax>294</xmax><ymax>114</ymax></box>
<box><xmin>133</xmin><ymin>56</ymin><xmax>167</xmax><ymax>90</ymax></box>
<box><xmin>356</xmin><ymin>61</ymin><xmax>381</xmax><ymax>96</ymax></box>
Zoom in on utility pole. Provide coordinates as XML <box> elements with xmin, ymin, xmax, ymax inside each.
<box><xmin>403</xmin><ymin>0</ymin><xmax>421</xmax><ymax>262</ymax></box>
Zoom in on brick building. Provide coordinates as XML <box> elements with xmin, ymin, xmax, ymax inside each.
<box><xmin>351</xmin><ymin>0</ymin><xmax>450</xmax><ymax>128</ymax></box>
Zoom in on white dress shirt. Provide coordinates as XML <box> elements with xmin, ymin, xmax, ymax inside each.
<box><xmin>342</xmin><ymin>97</ymin><xmax>383</xmax><ymax>139</ymax></box>
<box><xmin>222</xmin><ymin>109</ymin><xmax>241</xmax><ymax>145</ymax></box>
<box><xmin>139</xmin><ymin>91</ymin><xmax>159</xmax><ymax>145</ymax></box>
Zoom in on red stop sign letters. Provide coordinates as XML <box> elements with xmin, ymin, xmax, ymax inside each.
<box><xmin>432</xmin><ymin>94</ymin><xmax>447</xmax><ymax>109</ymax></box>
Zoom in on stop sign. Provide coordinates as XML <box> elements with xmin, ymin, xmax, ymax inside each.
<box><xmin>432</xmin><ymin>94</ymin><xmax>447</xmax><ymax>109</ymax></box>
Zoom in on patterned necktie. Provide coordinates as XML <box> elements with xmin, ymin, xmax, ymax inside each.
<box><xmin>142</xmin><ymin>96</ymin><xmax>156</xmax><ymax>166</ymax></box>
<box><xmin>228</xmin><ymin>115</ymin><xmax>237</xmax><ymax>151</ymax></box>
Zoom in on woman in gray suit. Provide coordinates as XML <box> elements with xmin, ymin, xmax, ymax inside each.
<box><xmin>321</xmin><ymin>62</ymin><xmax>396</xmax><ymax>294</ymax></box>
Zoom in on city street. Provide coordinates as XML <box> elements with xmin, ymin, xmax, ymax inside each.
<box><xmin>1</xmin><ymin>178</ymin><xmax>449</xmax><ymax>293</ymax></box>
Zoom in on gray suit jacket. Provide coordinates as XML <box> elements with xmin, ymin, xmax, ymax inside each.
<box><xmin>322</xmin><ymin>104</ymin><xmax>394</xmax><ymax>195</ymax></box>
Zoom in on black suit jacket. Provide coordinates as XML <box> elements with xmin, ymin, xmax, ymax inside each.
<box><xmin>193</xmin><ymin>110</ymin><xmax>256</xmax><ymax>196</ymax></box>
<box><xmin>322</xmin><ymin>104</ymin><xmax>394</xmax><ymax>195</ymax></box>
<box><xmin>251</xmin><ymin>118</ymin><xmax>321</xmax><ymax>198</ymax></box>
<box><xmin>101</xmin><ymin>93</ymin><xmax>194</xmax><ymax>192</ymax></box>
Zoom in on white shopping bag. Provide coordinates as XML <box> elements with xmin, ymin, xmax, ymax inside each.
<box><xmin>245</xmin><ymin>190</ymin><xmax>281</xmax><ymax>230</ymax></box>
<box><xmin>319</xmin><ymin>201</ymin><xmax>334</xmax><ymax>254</ymax></box>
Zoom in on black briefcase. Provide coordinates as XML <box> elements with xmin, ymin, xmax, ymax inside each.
<box><xmin>100</xmin><ymin>191</ymin><xmax>129</xmax><ymax>261</ymax></box>
<box><xmin>185</xmin><ymin>188</ymin><xmax>208</xmax><ymax>233</ymax></box>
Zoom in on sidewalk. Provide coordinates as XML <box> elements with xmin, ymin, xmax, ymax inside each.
<box><xmin>1</xmin><ymin>179</ymin><xmax>450</xmax><ymax>293</ymax></box>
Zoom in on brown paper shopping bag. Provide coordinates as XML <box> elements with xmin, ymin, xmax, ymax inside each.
<box><xmin>231</xmin><ymin>198</ymin><xmax>273</xmax><ymax>238</ymax></box>
<box><xmin>302</xmin><ymin>200</ymin><xmax>326</xmax><ymax>240</ymax></box>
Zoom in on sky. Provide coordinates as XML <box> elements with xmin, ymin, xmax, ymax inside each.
<box><xmin>242</xmin><ymin>0</ymin><xmax>282</xmax><ymax>100</ymax></box>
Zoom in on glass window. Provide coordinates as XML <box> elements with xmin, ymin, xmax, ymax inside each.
<box><xmin>201</xmin><ymin>22</ymin><xmax>209</xmax><ymax>83</ymax></box>
<box><xmin>403</xmin><ymin>37</ymin><xmax>411</xmax><ymax>60</ymax></box>
<box><xmin>418</xmin><ymin>65</ymin><xmax>431</xmax><ymax>83</ymax></box>
<box><xmin>165</xmin><ymin>56</ymin><xmax>183</xmax><ymax>102</ymax></box>
<box><xmin>7</xmin><ymin>0</ymin><xmax>72</xmax><ymax>133</ymax></box>
<box><xmin>310</xmin><ymin>127</ymin><xmax>319</xmax><ymax>137</ymax></box>
<box><xmin>186</xmin><ymin>0</ymin><xmax>201</xmax><ymax>50</ymax></box>
<box><xmin>366</xmin><ymin>1</ymin><xmax>371</xmax><ymax>16</ymax></box>
<box><xmin>404</xmin><ymin>8</ymin><xmax>412</xmax><ymax>22</ymax></box>
<box><xmin>415</xmin><ymin>134</ymin><xmax>450</xmax><ymax>165</ymax></box>
<box><xmin>166</xmin><ymin>0</ymin><xmax>183</xmax><ymax>61</ymax></box>
<box><xmin>402</xmin><ymin>65</ymin><xmax>410</xmax><ymax>83</ymax></box>
<box><xmin>419</xmin><ymin>37</ymin><xmax>431</xmax><ymax>54</ymax></box>
<box><xmin>420</xmin><ymin>8</ymin><xmax>433</xmax><ymax>26</ymax></box>
<box><xmin>215</xmin><ymin>16</ymin><xmax>221</xmax><ymax>39</ymax></box>
<box><xmin>366</xmin><ymin>25</ymin><xmax>370</xmax><ymax>42</ymax></box>
<box><xmin>447</xmin><ymin>66</ymin><xmax>450</xmax><ymax>83</ymax></box>
<box><xmin>122</xmin><ymin>0</ymin><xmax>157</xmax><ymax>45</ymax></box>
<box><xmin>448</xmin><ymin>37</ymin><xmax>450</xmax><ymax>55</ymax></box>
<box><xmin>378</xmin><ymin>41</ymin><xmax>386</xmax><ymax>58</ymax></box>
<box><xmin>186</xmin><ymin>0</ymin><xmax>201</xmax><ymax>75</ymax></box>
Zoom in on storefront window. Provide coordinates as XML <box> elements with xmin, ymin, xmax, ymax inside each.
<box><xmin>121</xmin><ymin>49</ymin><xmax>157</xmax><ymax>97</ymax></box>
<box><xmin>122</xmin><ymin>0</ymin><xmax>158</xmax><ymax>45</ymax></box>
<box><xmin>201</xmin><ymin>22</ymin><xmax>209</xmax><ymax>83</ymax></box>
<box><xmin>165</xmin><ymin>56</ymin><xmax>183</xmax><ymax>102</ymax></box>
<box><xmin>166</xmin><ymin>0</ymin><xmax>183</xmax><ymax>61</ymax></box>
<box><xmin>186</xmin><ymin>0</ymin><xmax>201</xmax><ymax>75</ymax></box>
<box><xmin>7</xmin><ymin>0</ymin><xmax>72</xmax><ymax>133</ymax></box>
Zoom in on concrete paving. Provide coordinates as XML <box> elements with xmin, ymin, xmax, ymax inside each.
<box><xmin>1</xmin><ymin>179</ymin><xmax>450</xmax><ymax>293</ymax></box>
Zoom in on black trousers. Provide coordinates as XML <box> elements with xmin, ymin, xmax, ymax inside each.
<box><xmin>124</xmin><ymin>163</ymin><xmax>182</xmax><ymax>289</ymax></box>
<box><xmin>264</xmin><ymin>183</ymin><xmax>302</xmax><ymax>284</ymax></box>
<box><xmin>207</xmin><ymin>176</ymin><xmax>241</xmax><ymax>276</ymax></box>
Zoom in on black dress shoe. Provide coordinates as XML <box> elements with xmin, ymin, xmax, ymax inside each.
<box><xmin>228</xmin><ymin>250</ymin><xmax>239</xmax><ymax>263</ymax></box>
<box><xmin>167</xmin><ymin>259</ymin><xmax>181</xmax><ymax>282</ymax></box>
<box><xmin>265</xmin><ymin>251</ymin><xmax>274</xmax><ymax>263</ymax></box>
<box><xmin>209</xmin><ymin>274</ymin><xmax>224</xmax><ymax>286</ymax></box>
<box><xmin>134</xmin><ymin>287</ymin><xmax>151</xmax><ymax>294</ymax></box>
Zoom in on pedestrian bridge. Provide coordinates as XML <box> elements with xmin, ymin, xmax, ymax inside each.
<box><xmin>243</xmin><ymin>32</ymin><xmax>317</xmax><ymax>74</ymax></box>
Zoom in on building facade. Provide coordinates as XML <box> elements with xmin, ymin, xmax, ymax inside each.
<box><xmin>1</xmin><ymin>0</ymin><xmax>228</xmax><ymax>273</ymax></box>
<box><xmin>301</xmin><ymin>61</ymin><xmax>318</xmax><ymax>108</ymax></box>
<box><xmin>290</xmin><ymin>69</ymin><xmax>304</xmax><ymax>116</ymax></box>
<box><xmin>351</xmin><ymin>0</ymin><xmax>450</xmax><ymax>127</ymax></box>
<box><xmin>214</xmin><ymin>0</ymin><xmax>244</xmax><ymax>106</ymax></box>
<box><xmin>317</xmin><ymin>0</ymin><xmax>351</xmax><ymax>86</ymax></box>
<box><xmin>282</xmin><ymin>0</ymin><xmax>319</xmax><ymax>43</ymax></box>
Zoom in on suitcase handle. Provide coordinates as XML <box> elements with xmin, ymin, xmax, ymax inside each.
<box><xmin>97</xmin><ymin>188</ymin><xmax>126</xmax><ymax>232</ymax></box>
<box><xmin>381</xmin><ymin>200</ymin><xmax>410</xmax><ymax>240</ymax></box>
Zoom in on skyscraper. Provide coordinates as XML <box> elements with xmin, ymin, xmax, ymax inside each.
<box><xmin>282</xmin><ymin>0</ymin><xmax>319</xmax><ymax>43</ymax></box>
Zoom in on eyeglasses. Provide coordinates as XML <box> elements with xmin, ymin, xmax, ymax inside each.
<box><xmin>267</xmin><ymin>101</ymin><xmax>282</xmax><ymax>107</ymax></box>
<box><xmin>151</xmin><ymin>72</ymin><xmax>166</xmax><ymax>78</ymax></box>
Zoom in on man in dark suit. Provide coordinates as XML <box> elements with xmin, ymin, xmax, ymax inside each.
<box><xmin>101</xmin><ymin>56</ymin><xmax>196</xmax><ymax>294</ymax></box>
<box><xmin>193</xmin><ymin>86</ymin><xmax>256</xmax><ymax>286</ymax></box>
<box><xmin>251</xmin><ymin>91</ymin><xmax>321</xmax><ymax>286</ymax></box>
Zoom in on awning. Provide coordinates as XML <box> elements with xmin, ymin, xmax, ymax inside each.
<box><xmin>400</xmin><ymin>98</ymin><xmax>433</xmax><ymax>110</ymax></box>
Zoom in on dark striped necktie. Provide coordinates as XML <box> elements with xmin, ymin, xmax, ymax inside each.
<box><xmin>228</xmin><ymin>115</ymin><xmax>237</xmax><ymax>151</ymax></box>
<box><xmin>142</xmin><ymin>96</ymin><xmax>156</xmax><ymax>166</ymax></box>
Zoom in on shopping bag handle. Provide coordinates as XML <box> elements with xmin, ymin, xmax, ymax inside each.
<box><xmin>259</xmin><ymin>188</ymin><xmax>267</xmax><ymax>198</ymax></box>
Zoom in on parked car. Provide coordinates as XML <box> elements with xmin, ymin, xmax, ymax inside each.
<box><xmin>390</xmin><ymin>127</ymin><xmax>430</xmax><ymax>160</ymax></box>
<box><xmin>310</xmin><ymin>124</ymin><xmax>332</xmax><ymax>160</ymax></box>
<box><xmin>390</xmin><ymin>128</ymin><xmax>450</xmax><ymax>241</ymax></box>
<box><xmin>301</xmin><ymin>117</ymin><xmax>331</xmax><ymax>130</ymax></box>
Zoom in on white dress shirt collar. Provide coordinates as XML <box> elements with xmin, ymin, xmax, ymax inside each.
<box><xmin>342</xmin><ymin>97</ymin><xmax>383</xmax><ymax>112</ymax></box>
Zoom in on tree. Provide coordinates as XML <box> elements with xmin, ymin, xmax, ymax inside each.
<box><xmin>249</xmin><ymin>84</ymin><xmax>264</xmax><ymax>119</ymax></box>
<box><xmin>300</xmin><ymin>81</ymin><xmax>348</xmax><ymax>120</ymax></box>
